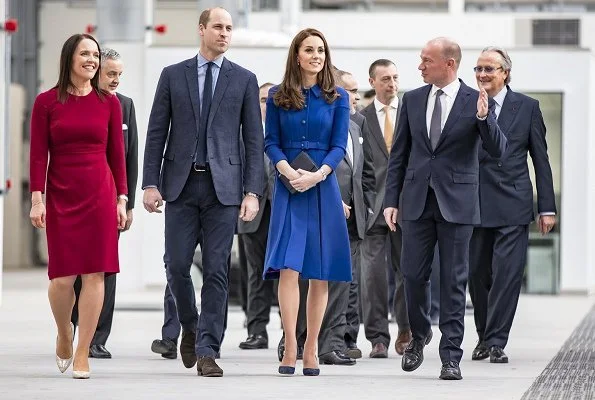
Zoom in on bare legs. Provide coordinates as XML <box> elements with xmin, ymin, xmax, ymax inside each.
<box><xmin>49</xmin><ymin>272</ymin><xmax>104</xmax><ymax>373</ymax></box>
<box><xmin>277</xmin><ymin>269</ymin><xmax>329</xmax><ymax>370</ymax></box>
<box><xmin>303</xmin><ymin>279</ymin><xmax>328</xmax><ymax>369</ymax></box>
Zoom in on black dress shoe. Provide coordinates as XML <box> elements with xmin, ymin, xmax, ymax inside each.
<box><xmin>402</xmin><ymin>330</ymin><xmax>433</xmax><ymax>372</ymax></box>
<box><xmin>439</xmin><ymin>361</ymin><xmax>462</xmax><ymax>380</ymax></box>
<box><xmin>471</xmin><ymin>340</ymin><xmax>490</xmax><ymax>361</ymax></box>
<box><xmin>239</xmin><ymin>334</ymin><xmax>268</xmax><ymax>350</ymax></box>
<box><xmin>319</xmin><ymin>350</ymin><xmax>356</xmax><ymax>365</ymax></box>
<box><xmin>489</xmin><ymin>346</ymin><xmax>509</xmax><ymax>363</ymax></box>
<box><xmin>151</xmin><ymin>338</ymin><xmax>177</xmax><ymax>359</ymax></box>
<box><xmin>345</xmin><ymin>340</ymin><xmax>362</xmax><ymax>359</ymax></box>
<box><xmin>180</xmin><ymin>330</ymin><xmax>197</xmax><ymax>368</ymax></box>
<box><xmin>89</xmin><ymin>344</ymin><xmax>111</xmax><ymax>359</ymax></box>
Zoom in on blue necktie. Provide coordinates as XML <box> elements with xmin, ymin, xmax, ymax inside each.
<box><xmin>194</xmin><ymin>62</ymin><xmax>213</xmax><ymax>167</ymax></box>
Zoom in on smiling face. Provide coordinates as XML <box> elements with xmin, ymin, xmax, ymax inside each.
<box><xmin>99</xmin><ymin>58</ymin><xmax>123</xmax><ymax>94</ymax></box>
<box><xmin>71</xmin><ymin>38</ymin><xmax>99</xmax><ymax>83</ymax></box>
<box><xmin>297</xmin><ymin>35</ymin><xmax>326</xmax><ymax>77</ymax></box>
<box><xmin>199</xmin><ymin>8</ymin><xmax>233</xmax><ymax>59</ymax></box>
<box><xmin>475</xmin><ymin>51</ymin><xmax>508</xmax><ymax>97</ymax></box>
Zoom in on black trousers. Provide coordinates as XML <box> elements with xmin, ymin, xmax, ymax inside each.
<box><xmin>469</xmin><ymin>225</ymin><xmax>528</xmax><ymax>349</ymax></box>
<box><xmin>164</xmin><ymin>170</ymin><xmax>238</xmax><ymax>357</ymax></box>
<box><xmin>239</xmin><ymin>201</ymin><xmax>274</xmax><ymax>338</ymax></box>
<box><xmin>72</xmin><ymin>273</ymin><xmax>116</xmax><ymax>346</ymax></box>
<box><xmin>401</xmin><ymin>188</ymin><xmax>473</xmax><ymax>363</ymax></box>
<box><xmin>360</xmin><ymin>221</ymin><xmax>407</xmax><ymax>347</ymax></box>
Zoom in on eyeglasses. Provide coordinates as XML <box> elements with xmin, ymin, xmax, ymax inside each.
<box><xmin>473</xmin><ymin>66</ymin><xmax>503</xmax><ymax>74</ymax></box>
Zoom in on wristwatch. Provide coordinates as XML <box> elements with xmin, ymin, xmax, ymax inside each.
<box><xmin>118</xmin><ymin>194</ymin><xmax>129</xmax><ymax>202</ymax></box>
<box><xmin>318</xmin><ymin>169</ymin><xmax>327</xmax><ymax>181</ymax></box>
<box><xmin>245</xmin><ymin>192</ymin><xmax>260</xmax><ymax>199</ymax></box>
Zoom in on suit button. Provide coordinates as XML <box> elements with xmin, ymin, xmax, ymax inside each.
<box><xmin>431</xmin><ymin>155</ymin><xmax>436</xmax><ymax>160</ymax></box>
<box><xmin>497</xmin><ymin>162</ymin><xmax>502</xmax><ymax>167</ymax></box>
<box><xmin>302</xmin><ymin>136</ymin><xmax>306</xmax><ymax>139</ymax></box>
<box><xmin>301</xmin><ymin>120</ymin><xmax>306</xmax><ymax>124</ymax></box>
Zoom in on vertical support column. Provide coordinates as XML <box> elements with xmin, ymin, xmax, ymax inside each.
<box><xmin>0</xmin><ymin>0</ymin><xmax>6</xmax><ymax>306</ymax></box>
<box><xmin>280</xmin><ymin>0</ymin><xmax>300</xmax><ymax>34</ymax></box>
<box><xmin>448</xmin><ymin>0</ymin><xmax>465</xmax><ymax>15</ymax></box>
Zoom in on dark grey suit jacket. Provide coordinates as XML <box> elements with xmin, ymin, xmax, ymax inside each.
<box><xmin>116</xmin><ymin>92</ymin><xmax>138</xmax><ymax>210</ymax></box>
<box><xmin>360</xmin><ymin>101</ymin><xmax>399</xmax><ymax>231</ymax></box>
<box><xmin>143</xmin><ymin>56</ymin><xmax>264</xmax><ymax>205</ymax></box>
<box><xmin>385</xmin><ymin>80</ymin><xmax>507</xmax><ymax>225</ymax></box>
<box><xmin>335</xmin><ymin>119</ymin><xmax>376</xmax><ymax>240</ymax></box>
<box><xmin>237</xmin><ymin>152</ymin><xmax>275</xmax><ymax>234</ymax></box>
<box><xmin>478</xmin><ymin>87</ymin><xmax>556</xmax><ymax>227</ymax></box>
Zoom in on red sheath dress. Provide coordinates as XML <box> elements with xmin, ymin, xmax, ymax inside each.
<box><xmin>29</xmin><ymin>88</ymin><xmax>127</xmax><ymax>279</ymax></box>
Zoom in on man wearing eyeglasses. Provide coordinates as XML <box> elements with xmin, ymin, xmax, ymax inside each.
<box><xmin>468</xmin><ymin>47</ymin><xmax>556</xmax><ymax>364</ymax></box>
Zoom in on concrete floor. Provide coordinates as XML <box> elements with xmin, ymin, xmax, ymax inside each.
<box><xmin>0</xmin><ymin>269</ymin><xmax>593</xmax><ymax>400</ymax></box>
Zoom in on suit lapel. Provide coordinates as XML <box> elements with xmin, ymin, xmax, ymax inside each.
<box><xmin>208</xmin><ymin>58</ymin><xmax>233</xmax><ymax>128</ymax></box>
<box><xmin>362</xmin><ymin>103</ymin><xmax>389</xmax><ymax>159</ymax></box>
<box><xmin>416</xmin><ymin>85</ymin><xmax>432</xmax><ymax>152</ymax></box>
<box><xmin>436</xmin><ymin>80</ymin><xmax>472</xmax><ymax>150</ymax></box>
<box><xmin>497</xmin><ymin>87</ymin><xmax>520</xmax><ymax>135</ymax></box>
<box><xmin>185</xmin><ymin>57</ymin><xmax>201</xmax><ymax>134</ymax></box>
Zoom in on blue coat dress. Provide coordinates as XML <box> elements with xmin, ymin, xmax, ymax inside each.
<box><xmin>263</xmin><ymin>84</ymin><xmax>352</xmax><ymax>282</ymax></box>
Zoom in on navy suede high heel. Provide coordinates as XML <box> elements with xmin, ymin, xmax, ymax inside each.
<box><xmin>278</xmin><ymin>366</ymin><xmax>296</xmax><ymax>375</ymax></box>
<box><xmin>302</xmin><ymin>367</ymin><xmax>320</xmax><ymax>376</ymax></box>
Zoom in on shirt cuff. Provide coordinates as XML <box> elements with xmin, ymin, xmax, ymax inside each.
<box><xmin>142</xmin><ymin>185</ymin><xmax>158</xmax><ymax>189</ymax></box>
<box><xmin>476</xmin><ymin>114</ymin><xmax>487</xmax><ymax>121</ymax></box>
<box><xmin>540</xmin><ymin>212</ymin><xmax>556</xmax><ymax>216</ymax></box>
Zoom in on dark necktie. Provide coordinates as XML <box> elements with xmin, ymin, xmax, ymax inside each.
<box><xmin>429</xmin><ymin>89</ymin><xmax>444</xmax><ymax>151</ymax></box>
<box><xmin>194</xmin><ymin>62</ymin><xmax>213</xmax><ymax>166</ymax></box>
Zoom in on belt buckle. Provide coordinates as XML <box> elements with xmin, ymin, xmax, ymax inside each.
<box><xmin>193</xmin><ymin>164</ymin><xmax>207</xmax><ymax>172</ymax></box>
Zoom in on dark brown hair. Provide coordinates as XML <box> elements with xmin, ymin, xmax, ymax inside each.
<box><xmin>274</xmin><ymin>28</ymin><xmax>338</xmax><ymax>110</ymax></box>
<box><xmin>55</xmin><ymin>33</ymin><xmax>104</xmax><ymax>103</ymax></box>
<box><xmin>368</xmin><ymin>59</ymin><xmax>396</xmax><ymax>79</ymax></box>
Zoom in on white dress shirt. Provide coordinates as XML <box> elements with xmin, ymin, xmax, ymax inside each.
<box><xmin>346</xmin><ymin>130</ymin><xmax>354</xmax><ymax>164</ymax></box>
<box><xmin>374</xmin><ymin>96</ymin><xmax>400</xmax><ymax>137</ymax></box>
<box><xmin>426</xmin><ymin>79</ymin><xmax>461</xmax><ymax>137</ymax></box>
<box><xmin>492</xmin><ymin>85</ymin><xmax>508</xmax><ymax>120</ymax></box>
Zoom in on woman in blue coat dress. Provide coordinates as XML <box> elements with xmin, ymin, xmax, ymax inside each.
<box><xmin>263</xmin><ymin>28</ymin><xmax>351</xmax><ymax>376</ymax></box>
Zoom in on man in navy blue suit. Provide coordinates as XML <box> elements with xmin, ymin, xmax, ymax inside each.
<box><xmin>469</xmin><ymin>47</ymin><xmax>556</xmax><ymax>364</ymax></box>
<box><xmin>384</xmin><ymin>37</ymin><xmax>507</xmax><ymax>380</ymax></box>
<box><xmin>142</xmin><ymin>7</ymin><xmax>264</xmax><ymax>377</ymax></box>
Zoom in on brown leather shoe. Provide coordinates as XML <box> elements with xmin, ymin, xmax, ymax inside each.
<box><xmin>369</xmin><ymin>343</ymin><xmax>388</xmax><ymax>358</ymax></box>
<box><xmin>196</xmin><ymin>356</ymin><xmax>223</xmax><ymax>377</ymax></box>
<box><xmin>394</xmin><ymin>330</ymin><xmax>412</xmax><ymax>355</ymax></box>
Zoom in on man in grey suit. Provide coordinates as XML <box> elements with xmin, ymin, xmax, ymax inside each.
<box><xmin>142</xmin><ymin>7</ymin><xmax>264</xmax><ymax>377</ymax></box>
<box><xmin>317</xmin><ymin>70</ymin><xmax>376</xmax><ymax>365</ymax></box>
<box><xmin>469</xmin><ymin>47</ymin><xmax>556</xmax><ymax>364</ymax></box>
<box><xmin>71</xmin><ymin>48</ymin><xmax>138</xmax><ymax>359</ymax></box>
<box><xmin>238</xmin><ymin>82</ymin><xmax>277</xmax><ymax>350</ymax></box>
<box><xmin>359</xmin><ymin>59</ymin><xmax>410</xmax><ymax>358</ymax></box>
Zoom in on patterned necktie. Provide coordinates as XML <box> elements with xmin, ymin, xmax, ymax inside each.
<box><xmin>194</xmin><ymin>62</ymin><xmax>213</xmax><ymax>166</ymax></box>
<box><xmin>429</xmin><ymin>89</ymin><xmax>444</xmax><ymax>151</ymax></box>
<box><xmin>383</xmin><ymin>105</ymin><xmax>394</xmax><ymax>153</ymax></box>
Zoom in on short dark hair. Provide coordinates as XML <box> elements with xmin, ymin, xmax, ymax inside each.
<box><xmin>55</xmin><ymin>33</ymin><xmax>104</xmax><ymax>103</ymax></box>
<box><xmin>369</xmin><ymin>59</ymin><xmax>395</xmax><ymax>79</ymax></box>
<box><xmin>363</xmin><ymin>88</ymin><xmax>376</xmax><ymax>99</ymax></box>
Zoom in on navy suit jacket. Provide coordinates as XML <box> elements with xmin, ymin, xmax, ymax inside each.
<box><xmin>116</xmin><ymin>93</ymin><xmax>138</xmax><ymax>210</ymax></box>
<box><xmin>143</xmin><ymin>56</ymin><xmax>264</xmax><ymax>205</ymax></box>
<box><xmin>478</xmin><ymin>87</ymin><xmax>556</xmax><ymax>227</ymax></box>
<box><xmin>385</xmin><ymin>80</ymin><xmax>507</xmax><ymax>225</ymax></box>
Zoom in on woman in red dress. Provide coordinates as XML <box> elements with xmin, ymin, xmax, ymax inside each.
<box><xmin>29</xmin><ymin>33</ymin><xmax>128</xmax><ymax>379</ymax></box>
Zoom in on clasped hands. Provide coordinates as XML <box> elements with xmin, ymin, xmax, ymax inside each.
<box><xmin>285</xmin><ymin>168</ymin><xmax>323</xmax><ymax>193</ymax></box>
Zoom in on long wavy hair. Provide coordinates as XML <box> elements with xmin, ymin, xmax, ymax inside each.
<box><xmin>55</xmin><ymin>33</ymin><xmax>104</xmax><ymax>103</ymax></box>
<box><xmin>274</xmin><ymin>28</ymin><xmax>339</xmax><ymax>110</ymax></box>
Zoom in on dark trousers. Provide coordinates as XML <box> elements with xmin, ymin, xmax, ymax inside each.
<box><xmin>164</xmin><ymin>170</ymin><xmax>238</xmax><ymax>357</ymax></box>
<box><xmin>430</xmin><ymin>244</ymin><xmax>441</xmax><ymax>321</ymax></box>
<box><xmin>72</xmin><ymin>273</ymin><xmax>117</xmax><ymax>346</ymax></box>
<box><xmin>237</xmin><ymin>235</ymin><xmax>248</xmax><ymax>316</ymax></box>
<box><xmin>360</xmin><ymin>221</ymin><xmax>407</xmax><ymax>347</ymax></box>
<box><xmin>162</xmin><ymin>283</ymin><xmax>181</xmax><ymax>343</ymax></box>
<box><xmin>239</xmin><ymin>201</ymin><xmax>274</xmax><ymax>338</ymax></box>
<box><xmin>401</xmin><ymin>188</ymin><xmax>473</xmax><ymax>363</ymax></box>
<box><xmin>345</xmin><ymin>236</ymin><xmax>362</xmax><ymax>343</ymax></box>
<box><xmin>318</xmin><ymin>236</ymin><xmax>360</xmax><ymax>355</ymax></box>
<box><xmin>469</xmin><ymin>225</ymin><xmax>528</xmax><ymax>349</ymax></box>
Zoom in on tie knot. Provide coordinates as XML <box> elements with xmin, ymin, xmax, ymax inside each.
<box><xmin>205</xmin><ymin>61</ymin><xmax>213</xmax><ymax>71</ymax></box>
<box><xmin>435</xmin><ymin>89</ymin><xmax>444</xmax><ymax>97</ymax></box>
<box><xmin>383</xmin><ymin>105</ymin><xmax>391</xmax><ymax>113</ymax></box>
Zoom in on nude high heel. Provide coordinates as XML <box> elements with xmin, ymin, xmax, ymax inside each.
<box><xmin>56</xmin><ymin>323</ymin><xmax>74</xmax><ymax>373</ymax></box>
